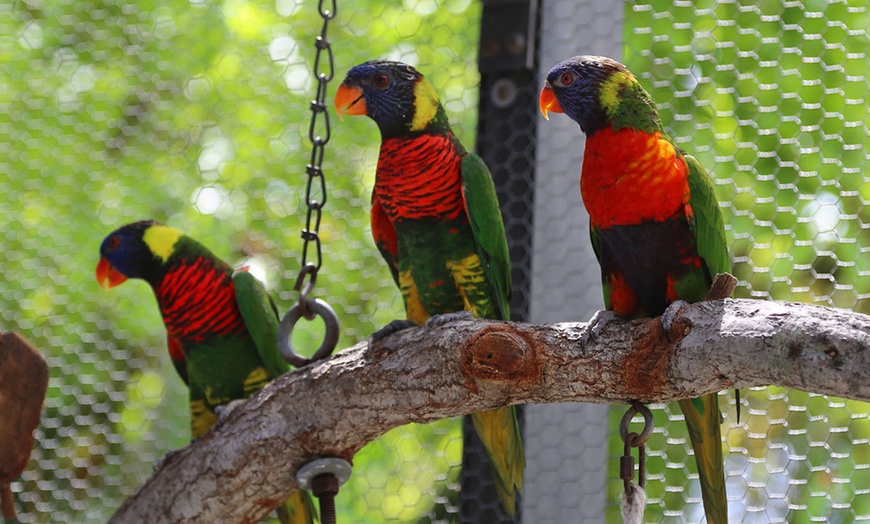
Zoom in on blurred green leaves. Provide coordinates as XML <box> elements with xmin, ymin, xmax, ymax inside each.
<box><xmin>3</xmin><ymin>0</ymin><xmax>480</xmax><ymax>521</ymax></box>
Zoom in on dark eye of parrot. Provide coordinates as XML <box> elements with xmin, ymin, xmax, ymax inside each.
<box><xmin>559</xmin><ymin>72</ymin><xmax>573</xmax><ymax>86</ymax></box>
<box><xmin>107</xmin><ymin>236</ymin><xmax>121</xmax><ymax>251</ymax></box>
<box><xmin>373</xmin><ymin>74</ymin><xmax>390</xmax><ymax>88</ymax></box>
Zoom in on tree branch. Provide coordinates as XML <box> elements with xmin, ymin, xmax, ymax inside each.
<box><xmin>110</xmin><ymin>298</ymin><xmax>870</xmax><ymax>523</ymax></box>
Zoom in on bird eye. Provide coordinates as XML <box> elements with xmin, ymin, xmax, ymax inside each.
<box><xmin>107</xmin><ymin>236</ymin><xmax>120</xmax><ymax>251</ymax></box>
<box><xmin>559</xmin><ymin>72</ymin><xmax>574</xmax><ymax>86</ymax></box>
<box><xmin>373</xmin><ymin>74</ymin><xmax>390</xmax><ymax>88</ymax></box>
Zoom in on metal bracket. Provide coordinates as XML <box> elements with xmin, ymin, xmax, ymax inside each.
<box><xmin>479</xmin><ymin>0</ymin><xmax>539</xmax><ymax>73</ymax></box>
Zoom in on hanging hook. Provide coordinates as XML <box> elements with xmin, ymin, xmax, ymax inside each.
<box><xmin>619</xmin><ymin>400</ymin><xmax>653</xmax><ymax>491</ymax></box>
<box><xmin>294</xmin><ymin>262</ymin><xmax>319</xmax><ymax>317</ymax></box>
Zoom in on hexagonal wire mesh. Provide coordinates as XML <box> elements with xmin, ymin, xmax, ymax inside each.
<box><xmin>4</xmin><ymin>0</ymin><xmax>870</xmax><ymax>522</ymax></box>
<box><xmin>614</xmin><ymin>1</ymin><xmax>870</xmax><ymax>522</ymax></box>
<box><xmin>532</xmin><ymin>0</ymin><xmax>870</xmax><ymax>522</ymax></box>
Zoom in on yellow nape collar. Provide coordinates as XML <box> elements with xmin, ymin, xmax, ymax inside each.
<box><xmin>410</xmin><ymin>78</ymin><xmax>440</xmax><ymax>131</ymax></box>
<box><xmin>143</xmin><ymin>224</ymin><xmax>183</xmax><ymax>262</ymax></box>
<box><xmin>599</xmin><ymin>70</ymin><xmax>635</xmax><ymax>117</ymax></box>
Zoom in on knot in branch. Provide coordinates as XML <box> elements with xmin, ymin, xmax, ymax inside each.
<box><xmin>460</xmin><ymin>325</ymin><xmax>539</xmax><ymax>392</ymax></box>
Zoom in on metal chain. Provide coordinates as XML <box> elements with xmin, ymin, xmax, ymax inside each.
<box><xmin>296</xmin><ymin>0</ymin><xmax>337</xmax><ymax>306</ymax></box>
<box><xmin>278</xmin><ymin>0</ymin><xmax>340</xmax><ymax>369</ymax></box>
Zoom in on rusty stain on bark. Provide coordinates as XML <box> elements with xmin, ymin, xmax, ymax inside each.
<box><xmin>620</xmin><ymin>319</ymin><xmax>679</xmax><ymax>400</ymax></box>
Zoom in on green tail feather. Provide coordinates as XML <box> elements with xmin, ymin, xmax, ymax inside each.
<box><xmin>275</xmin><ymin>489</ymin><xmax>317</xmax><ymax>524</ymax></box>
<box><xmin>678</xmin><ymin>393</ymin><xmax>726</xmax><ymax>524</ymax></box>
<box><xmin>470</xmin><ymin>407</ymin><xmax>525</xmax><ymax>516</ymax></box>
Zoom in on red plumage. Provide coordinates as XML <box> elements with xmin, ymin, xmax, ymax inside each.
<box><xmin>375</xmin><ymin>134</ymin><xmax>465</xmax><ymax>221</ymax></box>
<box><xmin>157</xmin><ymin>257</ymin><xmax>246</xmax><ymax>344</ymax></box>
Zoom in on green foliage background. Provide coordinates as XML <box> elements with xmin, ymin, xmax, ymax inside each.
<box><xmin>2</xmin><ymin>0</ymin><xmax>869</xmax><ymax>522</ymax></box>
<box><xmin>3</xmin><ymin>0</ymin><xmax>480</xmax><ymax>521</ymax></box>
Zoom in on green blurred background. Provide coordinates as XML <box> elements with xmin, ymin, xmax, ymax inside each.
<box><xmin>2</xmin><ymin>0</ymin><xmax>868</xmax><ymax>522</ymax></box>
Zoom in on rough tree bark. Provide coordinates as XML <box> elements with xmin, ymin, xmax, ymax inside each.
<box><xmin>110</xmin><ymin>297</ymin><xmax>870</xmax><ymax>523</ymax></box>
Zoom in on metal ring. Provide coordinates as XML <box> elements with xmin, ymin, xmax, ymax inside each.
<box><xmin>278</xmin><ymin>298</ymin><xmax>340</xmax><ymax>368</ymax></box>
<box><xmin>296</xmin><ymin>457</ymin><xmax>352</xmax><ymax>492</ymax></box>
<box><xmin>619</xmin><ymin>401</ymin><xmax>654</xmax><ymax>447</ymax></box>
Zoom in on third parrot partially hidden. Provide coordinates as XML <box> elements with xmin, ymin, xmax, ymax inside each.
<box><xmin>335</xmin><ymin>60</ymin><xmax>525</xmax><ymax>517</ymax></box>
<box><xmin>540</xmin><ymin>56</ymin><xmax>730</xmax><ymax>523</ymax></box>
<box><xmin>97</xmin><ymin>220</ymin><xmax>315</xmax><ymax>524</ymax></box>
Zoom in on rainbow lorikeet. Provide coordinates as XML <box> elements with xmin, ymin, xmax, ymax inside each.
<box><xmin>539</xmin><ymin>56</ymin><xmax>730</xmax><ymax>523</ymax></box>
<box><xmin>334</xmin><ymin>60</ymin><xmax>525</xmax><ymax>517</ymax></box>
<box><xmin>96</xmin><ymin>220</ymin><xmax>315</xmax><ymax>524</ymax></box>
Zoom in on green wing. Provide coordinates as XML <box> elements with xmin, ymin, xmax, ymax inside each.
<box><xmin>461</xmin><ymin>152</ymin><xmax>525</xmax><ymax>516</ymax></box>
<box><xmin>460</xmin><ymin>153</ymin><xmax>512</xmax><ymax>321</ymax></box>
<box><xmin>588</xmin><ymin>224</ymin><xmax>615</xmax><ymax>310</ymax></box>
<box><xmin>233</xmin><ymin>269</ymin><xmax>290</xmax><ymax>379</ymax></box>
<box><xmin>682</xmin><ymin>153</ymin><xmax>730</xmax><ymax>523</ymax></box>
<box><xmin>684</xmin><ymin>153</ymin><xmax>731</xmax><ymax>278</ymax></box>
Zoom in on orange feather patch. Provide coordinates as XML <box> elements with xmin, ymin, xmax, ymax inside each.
<box><xmin>581</xmin><ymin>127</ymin><xmax>690</xmax><ymax>228</ymax></box>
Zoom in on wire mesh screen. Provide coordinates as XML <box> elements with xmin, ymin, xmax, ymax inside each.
<box><xmin>3</xmin><ymin>0</ymin><xmax>489</xmax><ymax>521</ymax></box>
<box><xmin>605</xmin><ymin>0</ymin><xmax>870</xmax><ymax>522</ymax></box>
<box><xmin>6</xmin><ymin>0</ymin><xmax>870</xmax><ymax>522</ymax></box>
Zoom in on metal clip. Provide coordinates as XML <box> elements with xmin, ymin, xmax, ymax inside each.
<box><xmin>619</xmin><ymin>400</ymin><xmax>653</xmax><ymax>491</ymax></box>
<box><xmin>293</xmin><ymin>263</ymin><xmax>319</xmax><ymax>317</ymax></box>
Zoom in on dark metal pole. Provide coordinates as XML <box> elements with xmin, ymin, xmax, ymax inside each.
<box><xmin>460</xmin><ymin>1</ymin><xmax>540</xmax><ymax>522</ymax></box>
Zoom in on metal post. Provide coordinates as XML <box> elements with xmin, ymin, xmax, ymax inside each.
<box><xmin>462</xmin><ymin>1</ymin><xmax>540</xmax><ymax>522</ymax></box>
<box><xmin>524</xmin><ymin>1</ymin><xmax>625</xmax><ymax>522</ymax></box>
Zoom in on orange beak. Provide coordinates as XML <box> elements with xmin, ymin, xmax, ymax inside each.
<box><xmin>539</xmin><ymin>82</ymin><xmax>563</xmax><ymax>120</ymax></box>
<box><xmin>334</xmin><ymin>84</ymin><xmax>367</xmax><ymax>120</ymax></box>
<box><xmin>96</xmin><ymin>257</ymin><xmax>128</xmax><ymax>289</ymax></box>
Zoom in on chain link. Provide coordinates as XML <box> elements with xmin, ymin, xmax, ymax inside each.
<box><xmin>296</xmin><ymin>0</ymin><xmax>337</xmax><ymax>299</ymax></box>
<box><xmin>277</xmin><ymin>0</ymin><xmax>341</xmax><ymax>370</ymax></box>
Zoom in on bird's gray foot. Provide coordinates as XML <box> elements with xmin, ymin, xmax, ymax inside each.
<box><xmin>661</xmin><ymin>299</ymin><xmax>689</xmax><ymax>341</ymax></box>
<box><xmin>424</xmin><ymin>311</ymin><xmax>473</xmax><ymax>329</ymax></box>
<box><xmin>581</xmin><ymin>309</ymin><xmax>618</xmax><ymax>351</ymax></box>
<box><xmin>214</xmin><ymin>398</ymin><xmax>246</xmax><ymax>424</ymax></box>
<box><xmin>368</xmin><ymin>319</ymin><xmax>418</xmax><ymax>348</ymax></box>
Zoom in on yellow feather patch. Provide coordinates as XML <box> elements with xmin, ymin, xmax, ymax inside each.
<box><xmin>143</xmin><ymin>225</ymin><xmax>183</xmax><ymax>262</ymax></box>
<box><xmin>399</xmin><ymin>269</ymin><xmax>430</xmax><ymax>325</ymax></box>
<box><xmin>189</xmin><ymin>399</ymin><xmax>219</xmax><ymax>439</ymax></box>
<box><xmin>410</xmin><ymin>78</ymin><xmax>439</xmax><ymax>132</ymax></box>
<box><xmin>242</xmin><ymin>367</ymin><xmax>270</xmax><ymax>397</ymax></box>
<box><xmin>599</xmin><ymin>70</ymin><xmax>635</xmax><ymax>117</ymax></box>
<box><xmin>204</xmin><ymin>386</ymin><xmax>232</xmax><ymax>409</ymax></box>
<box><xmin>446</xmin><ymin>253</ymin><xmax>491</xmax><ymax>318</ymax></box>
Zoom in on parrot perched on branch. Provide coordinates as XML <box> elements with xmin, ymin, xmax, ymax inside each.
<box><xmin>539</xmin><ymin>56</ymin><xmax>730</xmax><ymax>523</ymax></box>
<box><xmin>334</xmin><ymin>60</ymin><xmax>525</xmax><ymax>518</ymax></box>
<box><xmin>96</xmin><ymin>220</ymin><xmax>315</xmax><ymax>524</ymax></box>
